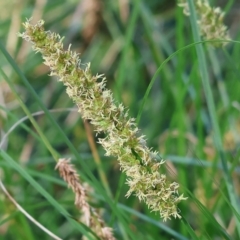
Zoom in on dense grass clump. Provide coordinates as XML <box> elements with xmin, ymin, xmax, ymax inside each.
<box><xmin>0</xmin><ymin>0</ymin><xmax>240</xmax><ymax>239</ymax></box>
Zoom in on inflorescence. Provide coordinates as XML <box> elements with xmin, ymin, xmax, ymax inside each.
<box><xmin>19</xmin><ymin>19</ymin><xmax>186</xmax><ymax>221</ymax></box>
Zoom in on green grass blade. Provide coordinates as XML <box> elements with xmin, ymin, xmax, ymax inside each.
<box><xmin>0</xmin><ymin>67</ymin><xmax>59</xmax><ymax>160</ymax></box>
<box><xmin>119</xmin><ymin>204</ymin><xmax>189</xmax><ymax>240</ymax></box>
<box><xmin>187</xmin><ymin>0</ymin><xmax>240</xmax><ymax>236</ymax></box>
<box><xmin>114</xmin><ymin>0</ymin><xmax>140</xmax><ymax>102</ymax></box>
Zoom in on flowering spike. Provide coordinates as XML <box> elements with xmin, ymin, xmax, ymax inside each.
<box><xmin>178</xmin><ymin>0</ymin><xmax>230</xmax><ymax>47</ymax></box>
<box><xmin>19</xmin><ymin>19</ymin><xmax>187</xmax><ymax>221</ymax></box>
<box><xmin>56</xmin><ymin>159</ymin><xmax>115</xmax><ymax>240</ymax></box>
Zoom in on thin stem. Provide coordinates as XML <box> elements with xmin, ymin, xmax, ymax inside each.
<box><xmin>0</xmin><ymin>67</ymin><xmax>59</xmax><ymax>161</ymax></box>
<box><xmin>0</xmin><ymin>179</ymin><xmax>62</xmax><ymax>240</ymax></box>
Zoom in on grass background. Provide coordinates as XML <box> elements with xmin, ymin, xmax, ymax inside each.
<box><xmin>0</xmin><ymin>0</ymin><xmax>240</xmax><ymax>239</ymax></box>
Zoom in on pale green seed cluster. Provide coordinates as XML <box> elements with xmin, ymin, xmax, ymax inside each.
<box><xmin>19</xmin><ymin>20</ymin><xmax>186</xmax><ymax>221</ymax></box>
<box><xmin>178</xmin><ymin>0</ymin><xmax>230</xmax><ymax>47</ymax></box>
